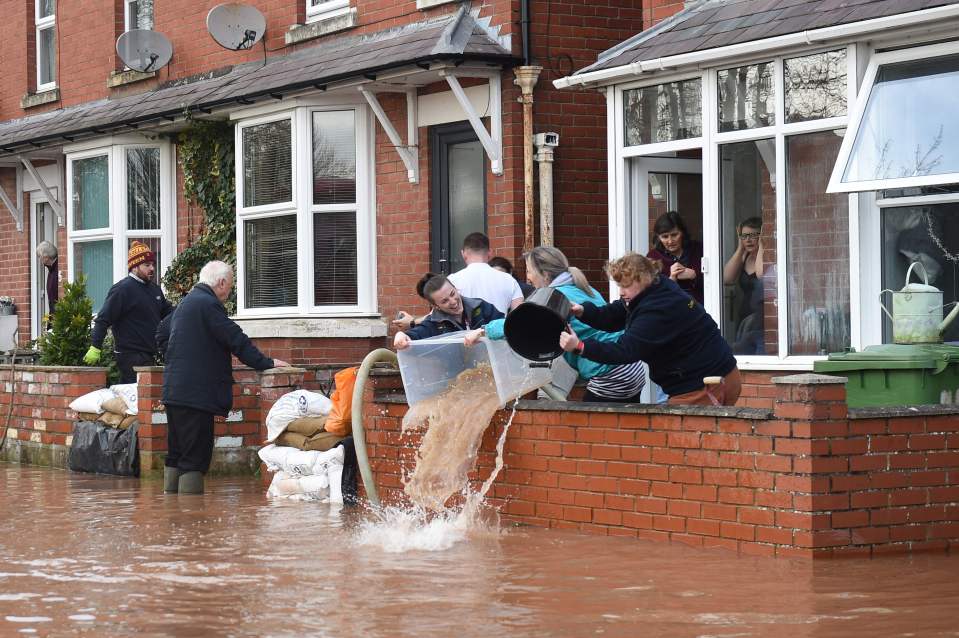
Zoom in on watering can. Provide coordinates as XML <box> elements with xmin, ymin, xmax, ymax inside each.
<box><xmin>880</xmin><ymin>261</ymin><xmax>959</xmax><ymax>344</ymax></box>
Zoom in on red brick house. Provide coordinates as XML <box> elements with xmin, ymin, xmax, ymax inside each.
<box><xmin>0</xmin><ymin>0</ymin><xmax>643</xmax><ymax>366</ymax></box>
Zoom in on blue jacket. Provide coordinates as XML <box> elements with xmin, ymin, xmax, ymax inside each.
<box><xmin>405</xmin><ymin>296</ymin><xmax>503</xmax><ymax>340</ymax></box>
<box><xmin>485</xmin><ymin>282</ymin><xmax>622</xmax><ymax>381</ymax></box>
<box><xmin>162</xmin><ymin>284</ymin><xmax>274</xmax><ymax>416</ymax></box>
<box><xmin>579</xmin><ymin>276</ymin><xmax>736</xmax><ymax>396</ymax></box>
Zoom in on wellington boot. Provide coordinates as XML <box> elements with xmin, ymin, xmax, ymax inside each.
<box><xmin>178</xmin><ymin>471</ymin><xmax>204</xmax><ymax>494</ymax></box>
<box><xmin>163</xmin><ymin>467</ymin><xmax>182</xmax><ymax>493</ymax></box>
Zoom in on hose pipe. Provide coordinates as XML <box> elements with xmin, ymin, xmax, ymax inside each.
<box><xmin>350</xmin><ymin>348</ymin><xmax>398</xmax><ymax>508</ymax></box>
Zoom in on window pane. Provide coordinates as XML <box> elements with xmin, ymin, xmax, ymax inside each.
<box><xmin>38</xmin><ymin>0</ymin><xmax>54</xmax><ymax>19</ymax></box>
<box><xmin>786</xmin><ymin>130</ymin><xmax>850</xmax><ymax>355</ymax></box>
<box><xmin>312</xmin><ymin>111</ymin><xmax>356</xmax><ymax>205</ymax></box>
<box><xmin>242</xmin><ymin>120</ymin><xmax>292</xmax><ymax>208</ymax></box>
<box><xmin>720</xmin><ymin>139</ymin><xmax>778</xmax><ymax>356</ymax></box>
<box><xmin>244</xmin><ymin>216</ymin><xmax>297</xmax><ymax>308</ymax></box>
<box><xmin>128</xmin><ymin>237</ymin><xmax>161</xmax><ymax>284</ymax></box>
<box><xmin>843</xmin><ymin>54</ymin><xmax>959</xmax><ymax>183</ymax></box>
<box><xmin>72</xmin><ymin>155</ymin><xmax>109</xmax><ymax>231</ymax></box>
<box><xmin>717</xmin><ymin>62</ymin><xmax>775</xmax><ymax>132</ymax></box>
<box><xmin>38</xmin><ymin>26</ymin><xmax>56</xmax><ymax>86</ymax></box>
<box><xmin>784</xmin><ymin>49</ymin><xmax>846</xmax><ymax>123</ymax></box>
<box><xmin>74</xmin><ymin>241</ymin><xmax>113</xmax><ymax>314</ymax></box>
<box><xmin>127</xmin><ymin>148</ymin><xmax>160</xmax><ymax>230</ymax></box>
<box><xmin>313</xmin><ymin>212</ymin><xmax>357</xmax><ymax>305</ymax></box>
<box><xmin>624</xmin><ymin>78</ymin><xmax>701</xmax><ymax>146</ymax></box>
<box><xmin>127</xmin><ymin>0</ymin><xmax>139</xmax><ymax>30</ymax></box>
<box><xmin>882</xmin><ymin>203</ymin><xmax>959</xmax><ymax>343</ymax></box>
<box><xmin>448</xmin><ymin>140</ymin><xmax>485</xmax><ymax>273</ymax></box>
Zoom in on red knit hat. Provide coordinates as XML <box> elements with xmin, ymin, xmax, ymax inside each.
<box><xmin>128</xmin><ymin>241</ymin><xmax>155</xmax><ymax>270</ymax></box>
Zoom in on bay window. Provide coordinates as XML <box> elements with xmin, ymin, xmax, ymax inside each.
<box><xmin>235</xmin><ymin>104</ymin><xmax>372</xmax><ymax>317</ymax></box>
<box><xmin>66</xmin><ymin>142</ymin><xmax>173</xmax><ymax>312</ymax></box>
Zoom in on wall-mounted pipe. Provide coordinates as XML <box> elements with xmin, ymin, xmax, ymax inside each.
<box><xmin>514</xmin><ymin>66</ymin><xmax>542</xmax><ymax>252</ymax></box>
<box><xmin>534</xmin><ymin>135</ymin><xmax>556</xmax><ymax>246</ymax></box>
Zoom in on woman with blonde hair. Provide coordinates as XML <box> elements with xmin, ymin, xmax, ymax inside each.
<box><xmin>467</xmin><ymin>246</ymin><xmax>646</xmax><ymax>402</ymax></box>
<box><xmin>559</xmin><ymin>252</ymin><xmax>741</xmax><ymax>406</ymax></box>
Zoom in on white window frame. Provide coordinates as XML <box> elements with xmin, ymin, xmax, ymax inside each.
<box><xmin>827</xmin><ymin>40</ymin><xmax>959</xmax><ymax>194</ymax></box>
<box><xmin>65</xmin><ymin>139</ymin><xmax>176</xmax><ymax>307</ymax></box>
<box><xmin>610</xmin><ymin>44</ymin><xmax>859</xmax><ymax>370</ymax></box>
<box><xmin>35</xmin><ymin>0</ymin><xmax>56</xmax><ymax>92</ymax></box>
<box><xmin>306</xmin><ymin>0</ymin><xmax>350</xmax><ymax>23</ymax></box>
<box><xmin>124</xmin><ymin>0</ymin><xmax>139</xmax><ymax>31</ymax></box>
<box><xmin>234</xmin><ymin>102</ymin><xmax>375</xmax><ymax>318</ymax></box>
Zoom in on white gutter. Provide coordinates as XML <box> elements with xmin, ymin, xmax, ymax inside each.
<box><xmin>554</xmin><ymin>3</ymin><xmax>959</xmax><ymax>89</ymax></box>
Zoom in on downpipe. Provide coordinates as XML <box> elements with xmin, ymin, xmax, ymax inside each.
<box><xmin>350</xmin><ymin>348</ymin><xmax>398</xmax><ymax>508</ymax></box>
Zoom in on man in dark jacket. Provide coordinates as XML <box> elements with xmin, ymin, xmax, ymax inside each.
<box><xmin>393</xmin><ymin>274</ymin><xmax>503</xmax><ymax>350</ymax></box>
<box><xmin>162</xmin><ymin>260</ymin><xmax>289</xmax><ymax>494</ymax></box>
<box><xmin>84</xmin><ymin>241</ymin><xmax>173</xmax><ymax>383</ymax></box>
<box><xmin>36</xmin><ymin>241</ymin><xmax>59</xmax><ymax>318</ymax></box>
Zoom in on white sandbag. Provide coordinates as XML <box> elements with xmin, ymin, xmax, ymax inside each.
<box><xmin>267</xmin><ymin>471</ymin><xmax>331</xmax><ymax>501</ymax></box>
<box><xmin>68</xmin><ymin>388</ymin><xmax>118</xmax><ymax>415</ymax></box>
<box><xmin>328</xmin><ymin>463</ymin><xmax>344</xmax><ymax>504</ymax></box>
<box><xmin>258</xmin><ymin>444</ymin><xmax>332</xmax><ymax>477</ymax></box>
<box><xmin>108</xmin><ymin>383</ymin><xmax>138</xmax><ymax>415</ymax></box>
<box><xmin>265</xmin><ymin>390</ymin><xmax>333</xmax><ymax>443</ymax></box>
<box><xmin>311</xmin><ymin>446</ymin><xmax>344</xmax><ymax>476</ymax></box>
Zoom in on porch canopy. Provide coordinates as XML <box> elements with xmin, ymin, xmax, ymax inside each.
<box><xmin>557</xmin><ymin>0</ymin><xmax>959</xmax><ymax>89</ymax></box>
<box><xmin>0</xmin><ymin>8</ymin><xmax>513</xmax><ymax>158</ymax></box>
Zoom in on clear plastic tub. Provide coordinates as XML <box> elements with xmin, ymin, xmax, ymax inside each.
<box><xmin>398</xmin><ymin>331</ymin><xmax>558</xmax><ymax>407</ymax></box>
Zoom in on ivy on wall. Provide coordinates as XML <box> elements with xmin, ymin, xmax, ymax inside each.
<box><xmin>162</xmin><ymin>119</ymin><xmax>238</xmax><ymax>311</ymax></box>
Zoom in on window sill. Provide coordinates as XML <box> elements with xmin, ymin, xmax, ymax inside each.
<box><xmin>20</xmin><ymin>88</ymin><xmax>60</xmax><ymax>110</ymax></box>
<box><xmin>107</xmin><ymin>69</ymin><xmax>157</xmax><ymax>88</ymax></box>
<box><xmin>285</xmin><ymin>8</ymin><xmax>358</xmax><ymax>46</ymax></box>
<box><xmin>233</xmin><ymin>316</ymin><xmax>387</xmax><ymax>339</ymax></box>
<box><xmin>416</xmin><ymin>0</ymin><xmax>458</xmax><ymax>9</ymax></box>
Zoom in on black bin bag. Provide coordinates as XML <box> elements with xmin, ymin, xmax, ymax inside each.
<box><xmin>68</xmin><ymin>420</ymin><xmax>140</xmax><ymax>477</ymax></box>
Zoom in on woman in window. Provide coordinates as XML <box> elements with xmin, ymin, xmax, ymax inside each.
<box><xmin>469</xmin><ymin>246</ymin><xmax>646</xmax><ymax>403</ymax></box>
<box><xmin>723</xmin><ymin>217</ymin><xmax>766</xmax><ymax>355</ymax></box>
<box><xmin>559</xmin><ymin>253</ymin><xmax>741</xmax><ymax>406</ymax></box>
<box><xmin>646</xmin><ymin>211</ymin><xmax>704</xmax><ymax>304</ymax></box>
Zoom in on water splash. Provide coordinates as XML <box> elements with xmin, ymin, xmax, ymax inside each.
<box><xmin>354</xmin><ymin>388</ymin><xmax>521</xmax><ymax>553</ymax></box>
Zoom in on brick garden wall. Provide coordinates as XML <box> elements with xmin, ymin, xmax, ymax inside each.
<box><xmin>363</xmin><ymin>371</ymin><xmax>959</xmax><ymax>557</ymax></box>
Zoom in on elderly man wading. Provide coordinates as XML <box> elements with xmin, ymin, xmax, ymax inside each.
<box><xmin>161</xmin><ymin>261</ymin><xmax>289</xmax><ymax>494</ymax></box>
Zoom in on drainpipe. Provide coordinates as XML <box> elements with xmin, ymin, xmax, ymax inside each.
<box><xmin>514</xmin><ymin>66</ymin><xmax>542</xmax><ymax>252</ymax></box>
<box><xmin>534</xmin><ymin>133</ymin><xmax>557</xmax><ymax>246</ymax></box>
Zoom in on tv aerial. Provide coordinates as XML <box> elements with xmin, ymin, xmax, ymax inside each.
<box><xmin>116</xmin><ymin>29</ymin><xmax>174</xmax><ymax>73</ymax></box>
<box><xmin>207</xmin><ymin>3</ymin><xmax>267</xmax><ymax>51</ymax></box>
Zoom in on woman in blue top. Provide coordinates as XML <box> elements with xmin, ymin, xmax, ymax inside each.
<box><xmin>466</xmin><ymin>246</ymin><xmax>646</xmax><ymax>403</ymax></box>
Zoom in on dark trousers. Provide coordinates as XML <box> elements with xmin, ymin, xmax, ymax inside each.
<box><xmin>165</xmin><ymin>404</ymin><xmax>215</xmax><ymax>473</ymax></box>
<box><xmin>115</xmin><ymin>350</ymin><xmax>155</xmax><ymax>384</ymax></box>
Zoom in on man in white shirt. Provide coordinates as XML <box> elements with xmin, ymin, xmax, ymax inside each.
<box><xmin>448</xmin><ymin>232</ymin><xmax>524</xmax><ymax>314</ymax></box>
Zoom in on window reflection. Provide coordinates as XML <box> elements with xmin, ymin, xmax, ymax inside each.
<box><xmin>786</xmin><ymin>130</ymin><xmax>850</xmax><ymax>355</ymax></box>
<box><xmin>624</xmin><ymin>78</ymin><xmax>702</xmax><ymax>146</ymax></box>
<box><xmin>784</xmin><ymin>49</ymin><xmax>847</xmax><ymax>123</ymax></box>
<box><xmin>718</xmin><ymin>62</ymin><xmax>775</xmax><ymax>132</ymax></box>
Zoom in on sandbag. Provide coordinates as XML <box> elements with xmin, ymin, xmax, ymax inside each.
<box><xmin>325</xmin><ymin>367</ymin><xmax>358</xmax><ymax>436</ymax></box>
<box><xmin>265</xmin><ymin>390</ymin><xmax>333</xmax><ymax>443</ymax></box>
<box><xmin>68</xmin><ymin>388</ymin><xmax>117</xmax><ymax>415</ymax></box>
<box><xmin>76</xmin><ymin>412</ymin><xmax>100</xmax><ymax>422</ymax></box>
<box><xmin>68</xmin><ymin>421</ymin><xmax>140</xmax><ymax>477</ymax></box>
<box><xmin>258</xmin><ymin>444</ymin><xmax>343</xmax><ymax>477</ymax></box>
<box><xmin>97</xmin><ymin>412</ymin><xmax>137</xmax><ymax>430</ymax></box>
<box><xmin>267</xmin><ymin>471</ymin><xmax>331</xmax><ymax>501</ymax></box>
<box><xmin>286</xmin><ymin>416</ymin><xmax>328</xmax><ymax>437</ymax></box>
<box><xmin>275</xmin><ymin>430</ymin><xmax>342</xmax><ymax>452</ymax></box>
<box><xmin>101</xmin><ymin>397</ymin><xmax>129</xmax><ymax>416</ymax></box>
<box><xmin>108</xmin><ymin>383</ymin><xmax>138</xmax><ymax>415</ymax></box>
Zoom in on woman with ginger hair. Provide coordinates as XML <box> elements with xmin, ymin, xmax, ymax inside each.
<box><xmin>559</xmin><ymin>252</ymin><xmax>741</xmax><ymax>406</ymax></box>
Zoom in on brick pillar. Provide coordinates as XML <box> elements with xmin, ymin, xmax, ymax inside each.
<box><xmin>135</xmin><ymin>366</ymin><xmax>167</xmax><ymax>475</ymax></box>
<box><xmin>772</xmin><ymin>373</ymin><xmax>851</xmax><ymax>556</ymax></box>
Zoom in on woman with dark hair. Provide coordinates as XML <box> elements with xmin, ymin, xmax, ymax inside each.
<box><xmin>393</xmin><ymin>273</ymin><xmax>502</xmax><ymax>350</ymax></box>
<box><xmin>722</xmin><ymin>216</ymin><xmax>765</xmax><ymax>355</ymax></box>
<box><xmin>559</xmin><ymin>253</ymin><xmax>740</xmax><ymax>406</ymax></box>
<box><xmin>646</xmin><ymin>211</ymin><xmax>704</xmax><ymax>304</ymax></box>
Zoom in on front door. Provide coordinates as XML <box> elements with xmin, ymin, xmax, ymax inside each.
<box><xmin>430</xmin><ymin>122</ymin><xmax>487</xmax><ymax>275</ymax></box>
<box><xmin>32</xmin><ymin>200</ymin><xmax>57</xmax><ymax>338</ymax></box>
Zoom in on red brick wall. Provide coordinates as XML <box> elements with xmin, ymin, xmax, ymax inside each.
<box><xmin>0</xmin><ymin>365</ymin><xmax>108</xmax><ymax>447</ymax></box>
<box><xmin>363</xmin><ymin>371</ymin><xmax>959</xmax><ymax>557</ymax></box>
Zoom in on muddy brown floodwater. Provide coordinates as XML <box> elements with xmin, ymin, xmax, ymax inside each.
<box><xmin>2</xmin><ymin>464</ymin><xmax>959</xmax><ymax>638</ymax></box>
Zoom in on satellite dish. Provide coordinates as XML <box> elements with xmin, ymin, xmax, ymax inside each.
<box><xmin>116</xmin><ymin>29</ymin><xmax>174</xmax><ymax>73</ymax></box>
<box><xmin>207</xmin><ymin>3</ymin><xmax>266</xmax><ymax>51</ymax></box>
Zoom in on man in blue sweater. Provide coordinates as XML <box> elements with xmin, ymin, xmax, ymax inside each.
<box><xmin>83</xmin><ymin>241</ymin><xmax>173</xmax><ymax>383</ymax></box>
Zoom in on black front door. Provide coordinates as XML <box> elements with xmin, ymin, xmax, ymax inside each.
<box><xmin>430</xmin><ymin>122</ymin><xmax>487</xmax><ymax>275</ymax></box>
